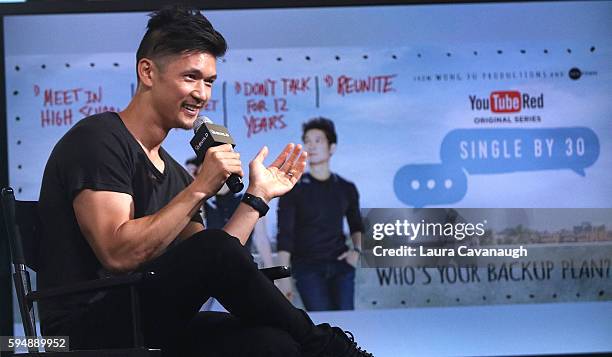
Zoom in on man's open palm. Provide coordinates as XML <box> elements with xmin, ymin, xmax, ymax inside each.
<box><xmin>249</xmin><ymin>143</ymin><xmax>307</xmax><ymax>200</ymax></box>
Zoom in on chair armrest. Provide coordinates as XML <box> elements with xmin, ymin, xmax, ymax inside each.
<box><xmin>259</xmin><ymin>266</ymin><xmax>291</xmax><ymax>281</ymax></box>
<box><xmin>27</xmin><ymin>271</ymin><xmax>156</xmax><ymax>301</ymax></box>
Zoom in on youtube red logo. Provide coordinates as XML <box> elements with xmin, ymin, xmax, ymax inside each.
<box><xmin>490</xmin><ymin>91</ymin><xmax>521</xmax><ymax>113</ymax></box>
<box><xmin>469</xmin><ymin>91</ymin><xmax>544</xmax><ymax>113</ymax></box>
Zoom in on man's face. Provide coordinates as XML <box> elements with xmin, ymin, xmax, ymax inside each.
<box><xmin>303</xmin><ymin>128</ymin><xmax>335</xmax><ymax>165</ymax></box>
<box><xmin>149</xmin><ymin>52</ymin><xmax>217</xmax><ymax>130</ymax></box>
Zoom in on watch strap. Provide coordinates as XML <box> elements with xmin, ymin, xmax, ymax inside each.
<box><xmin>241</xmin><ymin>193</ymin><xmax>269</xmax><ymax>218</ymax></box>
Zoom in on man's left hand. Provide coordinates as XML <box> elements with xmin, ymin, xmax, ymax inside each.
<box><xmin>247</xmin><ymin>143</ymin><xmax>307</xmax><ymax>202</ymax></box>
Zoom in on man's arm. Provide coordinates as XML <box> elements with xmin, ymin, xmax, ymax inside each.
<box><xmin>220</xmin><ymin>189</ymin><xmax>264</xmax><ymax>246</ymax></box>
<box><xmin>223</xmin><ymin>144</ymin><xmax>306</xmax><ymax>245</ymax></box>
<box><xmin>177</xmin><ymin>221</ymin><xmax>206</xmax><ymax>241</ymax></box>
<box><xmin>337</xmin><ymin>182</ymin><xmax>364</xmax><ymax>267</ymax></box>
<box><xmin>74</xmin><ymin>144</ymin><xmax>240</xmax><ymax>273</ymax></box>
<box><xmin>74</xmin><ymin>186</ymin><xmax>206</xmax><ymax>273</ymax></box>
<box><xmin>337</xmin><ymin>232</ymin><xmax>362</xmax><ymax>268</ymax></box>
<box><xmin>350</xmin><ymin>231</ymin><xmax>362</xmax><ymax>251</ymax></box>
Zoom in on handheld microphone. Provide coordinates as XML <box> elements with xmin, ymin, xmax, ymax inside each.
<box><xmin>190</xmin><ymin>116</ymin><xmax>244</xmax><ymax>193</ymax></box>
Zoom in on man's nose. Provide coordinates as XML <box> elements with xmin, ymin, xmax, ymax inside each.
<box><xmin>193</xmin><ymin>83</ymin><xmax>208</xmax><ymax>102</ymax></box>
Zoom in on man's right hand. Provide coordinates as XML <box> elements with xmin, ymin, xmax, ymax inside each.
<box><xmin>192</xmin><ymin>144</ymin><xmax>243</xmax><ymax>198</ymax></box>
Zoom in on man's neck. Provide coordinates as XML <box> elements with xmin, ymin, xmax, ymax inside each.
<box><xmin>309</xmin><ymin>162</ymin><xmax>331</xmax><ymax>181</ymax></box>
<box><xmin>118</xmin><ymin>94</ymin><xmax>168</xmax><ymax>154</ymax></box>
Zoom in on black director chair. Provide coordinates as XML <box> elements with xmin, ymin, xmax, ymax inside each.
<box><xmin>1</xmin><ymin>187</ymin><xmax>291</xmax><ymax>356</ymax></box>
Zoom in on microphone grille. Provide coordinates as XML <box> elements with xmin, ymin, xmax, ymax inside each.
<box><xmin>193</xmin><ymin>115</ymin><xmax>213</xmax><ymax>133</ymax></box>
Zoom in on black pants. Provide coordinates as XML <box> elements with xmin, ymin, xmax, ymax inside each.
<box><xmin>63</xmin><ymin>229</ymin><xmax>324</xmax><ymax>356</ymax></box>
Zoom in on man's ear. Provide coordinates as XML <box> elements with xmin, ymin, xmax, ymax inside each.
<box><xmin>137</xmin><ymin>58</ymin><xmax>155</xmax><ymax>88</ymax></box>
<box><xmin>330</xmin><ymin>143</ymin><xmax>337</xmax><ymax>156</ymax></box>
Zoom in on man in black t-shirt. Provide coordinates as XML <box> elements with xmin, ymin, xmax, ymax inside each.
<box><xmin>37</xmin><ymin>6</ymin><xmax>372</xmax><ymax>357</ymax></box>
<box><xmin>39</xmin><ymin>111</ymin><xmax>203</xmax><ymax>331</ymax></box>
<box><xmin>278</xmin><ymin>117</ymin><xmax>364</xmax><ymax>311</ymax></box>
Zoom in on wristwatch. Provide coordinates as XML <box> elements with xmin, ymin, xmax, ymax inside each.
<box><xmin>241</xmin><ymin>193</ymin><xmax>269</xmax><ymax>217</ymax></box>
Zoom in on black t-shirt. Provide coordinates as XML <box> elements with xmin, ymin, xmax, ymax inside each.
<box><xmin>38</xmin><ymin>112</ymin><xmax>202</xmax><ymax>332</ymax></box>
<box><xmin>277</xmin><ymin>173</ymin><xmax>363</xmax><ymax>264</ymax></box>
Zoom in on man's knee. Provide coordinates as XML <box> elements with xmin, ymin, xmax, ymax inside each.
<box><xmin>187</xmin><ymin>229</ymin><xmax>246</xmax><ymax>254</ymax></box>
<box><xmin>190</xmin><ymin>228</ymin><xmax>235</xmax><ymax>243</ymax></box>
<box><xmin>190</xmin><ymin>229</ymin><xmax>239</xmax><ymax>247</ymax></box>
<box><xmin>185</xmin><ymin>229</ymin><xmax>255</xmax><ymax>268</ymax></box>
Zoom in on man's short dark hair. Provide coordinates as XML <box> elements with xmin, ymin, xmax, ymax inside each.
<box><xmin>302</xmin><ymin>117</ymin><xmax>337</xmax><ymax>145</ymax></box>
<box><xmin>136</xmin><ymin>6</ymin><xmax>227</xmax><ymax>71</ymax></box>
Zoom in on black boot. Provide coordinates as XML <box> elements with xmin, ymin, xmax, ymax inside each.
<box><xmin>318</xmin><ymin>323</ymin><xmax>374</xmax><ymax>357</ymax></box>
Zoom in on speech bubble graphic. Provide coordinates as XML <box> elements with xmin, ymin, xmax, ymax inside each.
<box><xmin>441</xmin><ymin>127</ymin><xmax>600</xmax><ymax>176</ymax></box>
<box><xmin>394</xmin><ymin>163</ymin><xmax>468</xmax><ymax>207</ymax></box>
